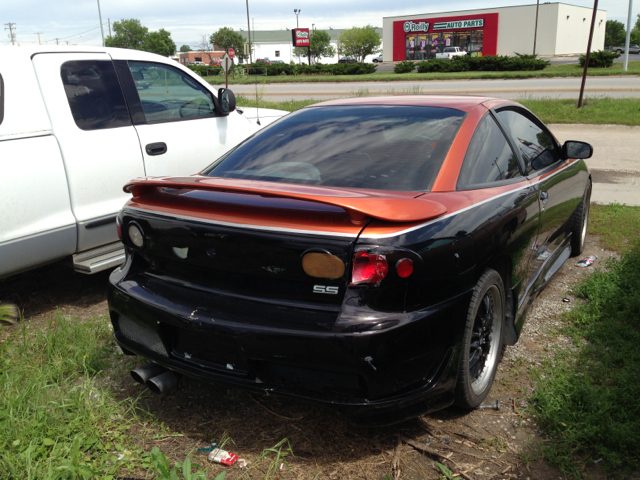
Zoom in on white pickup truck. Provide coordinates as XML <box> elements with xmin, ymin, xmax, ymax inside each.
<box><xmin>435</xmin><ymin>47</ymin><xmax>467</xmax><ymax>60</ymax></box>
<box><xmin>0</xmin><ymin>46</ymin><xmax>285</xmax><ymax>279</ymax></box>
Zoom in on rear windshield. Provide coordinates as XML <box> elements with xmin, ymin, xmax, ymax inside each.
<box><xmin>204</xmin><ymin>105</ymin><xmax>466</xmax><ymax>192</ymax></box>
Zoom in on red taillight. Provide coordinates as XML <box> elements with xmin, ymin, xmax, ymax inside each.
<box><xmin>351</xmin><ymin>251</ymin><xmax>388</xmax><ymax>285</ymax></box>
<box><xmin>116</xmin><ymin>216</ymin><xmax>122</xmax><ymax>240</ymax></box>
<box><xmin>396</xmin><ymin>258</ymin><xmax>414</xmax><ymax>278</ymax></box>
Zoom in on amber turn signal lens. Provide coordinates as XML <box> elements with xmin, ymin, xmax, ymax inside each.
<box><xmin>302</xmin><ymin>253</ymin><xmax>345</xmax><ymax>279</ymax></box>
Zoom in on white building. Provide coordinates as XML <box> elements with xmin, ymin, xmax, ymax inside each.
<box><xmin>382</xmin><ymin>3</ymin><xmax>606</xmax><ymax>62</ymax></box>
<box><xmin>238</xmin><ymin>28</ymin><xmax>383</xmax><ymax>64</ymax></box>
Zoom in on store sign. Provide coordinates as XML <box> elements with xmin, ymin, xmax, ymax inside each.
<box><xmin>433</xmin><ymin>19</ymin><xmax>484</xmax><ymax>30</ymax></box>
<box><xmin>403</xmin><ymin>21</ymin><xmax>430</xmax><ymax>33</ymax></box>
<box><xmin>291</xmin><ymin>28</ymin><xmax>310</xmax><ymax>47</ymax></box>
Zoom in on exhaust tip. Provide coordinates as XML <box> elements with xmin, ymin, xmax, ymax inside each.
<box><xmin>147</xmin><ymin>371</ymin><xmax>181</xmax><ymax>395</ymax></box>
<box><xmin>131</xmin><ymin>363</ymin><xmax>166</xmax><ymax>385</ymax></box>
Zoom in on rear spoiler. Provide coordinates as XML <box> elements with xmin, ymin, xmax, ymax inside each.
<box><xmin>124</xmin><ymin>176</ymin><xmax>447</xmax><ymax>224</ymax></box>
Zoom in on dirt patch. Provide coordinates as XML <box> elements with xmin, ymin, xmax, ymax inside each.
<box><xmin>0</xmin><ymin>236</ymin><xmax>617</xmax><ymax>479</ymax></box>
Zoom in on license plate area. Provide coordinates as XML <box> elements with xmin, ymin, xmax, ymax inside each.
<box><xmin>171</xmin><ymin>326</ymin><xmax>248</xmax><ymax>375</ymax></box>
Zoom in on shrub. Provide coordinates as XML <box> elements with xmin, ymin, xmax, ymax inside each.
<box><xmin>187</xmin><ymin>64</ymin><xmax>222</xmax><ymax>76</ymax></box>
<box><xmin>579</xmin><ymin>50</ymin><xmax>620</xmax><ymax>68</ymax></box>
<box><xmin>415</xmin><ymin>54</ymin><xmax>549</xmax><ymax>73</ymax></box>
<box><xmin>394</xmin><ymin>60</ymin><xmax>416</xmax><ymax>74</ymax></box>
<box><xmin>245</xmin><ymin>62</ymin><xmax>376</xmax><ymax>76</ymax></box>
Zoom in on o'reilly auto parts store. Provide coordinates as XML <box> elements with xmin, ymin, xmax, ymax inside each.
<box><xmin>382</xmin><ymin>2</ymin><xmax>606</xmax><ymax>61</ymax></box>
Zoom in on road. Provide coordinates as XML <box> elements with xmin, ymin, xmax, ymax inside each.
<box><xmin>234</xmin><ymin>76</ymin><xmax>640</xmax><ymax>101</ymax></box>
<box><xmin>549</xmin><ymin>124</ymin><xmax>640</xmax><ymax>207</ymax></box>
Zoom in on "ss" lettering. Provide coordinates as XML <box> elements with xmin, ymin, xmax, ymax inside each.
<box><xmin>313</xmin><ymin>285</ymin><xmax>339</xmax><ymax>294</ymax></box>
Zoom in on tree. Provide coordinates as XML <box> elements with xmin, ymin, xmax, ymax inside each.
<box><xmin>180</xmin><ymin>44</ymin><xmax>191</xmax><ymax>52</ymax></box>
<box><xmin>105</xmin><ymin>19</ymin><xmax>148</xmax><ymax>50</ymax></box>
<box><xmin>604</xmin><ymin>20</ymin><xmax>626</xmax><ymax>47</ymax></box>
<box><xmin>210</xmin><ymin>27</ymin><xmax>246</xmax><ymax>60</ymax></box>
<box><xmin>195</xmin><ymin>35</ymin><xmax>214</xmax><ymax>64</ymax></box>
<box><xmin>143</xmin><ymin>29</ymin><xmax>176</xmax><ymax>57</ymax></box>
<box><xmin>338</xmin><ymin>25</ymin><xmax>381</xmax><ymax>62</ymax></box>
<box><xmin>631</xmin><ymin>14</ymin><xmax>640</xmax><ymax>45</ymax></box>
<box><xmin>294</xmin><ymin>30</ymin><xmax>336</xmax><ymax>63</ymax></box>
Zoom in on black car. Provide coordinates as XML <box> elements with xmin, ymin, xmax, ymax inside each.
<box><xmin>109</xmin><ymin>95</ymin><xmax>592</xmax><ymax>425</ymax></box>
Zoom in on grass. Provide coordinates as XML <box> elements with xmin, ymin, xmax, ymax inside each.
<box><xmin>0</xmin><ymin>313</ymin><xmax>143</xmax><ymax>479</ymax></box>
<box><xmin>206</xmin><ymin>61</ymin><xmax>640</xmax><ymax>85</ymax></box>
<box><xmin>519</xmin><ymin>97</ymin><xmax>640</xmax><ymax>126</ymax></box>
<box><xmin>531</xmin><ymin>205</ymin><xmax>640</xmax><ymax>477</ymax></box>
<box><xmin>587</xmin><ymin>203</ymin><xmax>640</xmax><ymax>252</ymax></box>
<box><xmin>236</xmin><ymin>95</ymin><xmax>640</xmax><ymax>126</ymax></box>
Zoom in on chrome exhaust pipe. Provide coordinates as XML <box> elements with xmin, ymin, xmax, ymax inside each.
<box><xmin>131</xmin><ymin>363</ymin><xmax>166</xmax><ymax>385</ymax></box>
<box><xmin>146</xmin><ymin>371</ymin><xmax>181</xmax><ymax>395</ymax></box>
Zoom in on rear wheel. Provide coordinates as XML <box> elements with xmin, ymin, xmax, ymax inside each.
<box><xmin>454</xmin><ymin>269</ymin><xmax>505</xmax><ymax>409</ymax></box>
<box><xmin>570</xmin><ymin>181</ymin><xmax>592</xmax><ymax>256</ymax></box>
<box><xmin>617</xmin><ymin>49</ymin><xmax>623</xmax><ymax>54</ymax></box>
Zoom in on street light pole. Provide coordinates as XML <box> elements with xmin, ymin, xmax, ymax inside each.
<box><xmin>623</xmin><ymin>0</ymin><xmax>633</xmax><ymax>71</ymax></box>
<box><xmin>246</xmin><ymin>0</ymin><xmax>252</xmax><ymax>64</ymax></box>
<box><xmin>294</xmin><ymin>9</ymin><xmax>301</xmax><ymax>64</ymax></box>
<box><xmin>533</xmin><ymin>0</ymin><xmax>540</xmax><ymax>55</ymax></box>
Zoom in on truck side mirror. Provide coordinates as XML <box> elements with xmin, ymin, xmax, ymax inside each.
<box><xmin>217</xmin><ymin>88</ymin><xmax>236</xmax><ymax>116</ymax></box>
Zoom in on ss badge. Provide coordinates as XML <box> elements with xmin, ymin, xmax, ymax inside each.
<box><xmin>313</xmin><ymin>285</ymin><xmax>339</xmax><ymax>295</ymax></box>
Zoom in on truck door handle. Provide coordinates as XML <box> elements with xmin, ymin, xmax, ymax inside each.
<box><xmin>540</xmin><ymin>191</ymin><xmax>549</xmax><ymax>204</ymax></box>
<box><xmin>145</xmin><ymin>142</ymin><xmax>167</xmax><ymax>156</ymax></box>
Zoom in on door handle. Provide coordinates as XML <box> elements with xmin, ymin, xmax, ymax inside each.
<box><xmin>540</xmin><ymin>191</ymin><xmax>549</xmax><ymax>204</ymax></box>
<box><xmin>145</xmin><ymin>142</ymin><xmax>167</xmax><ymax>156</ymax></box>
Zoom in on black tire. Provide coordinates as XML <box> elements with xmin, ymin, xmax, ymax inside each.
<box><xmin>617</xmin><ymin>49</ymin><xmax>623</xmax><ymax>54</ymax></box>
<box><xmin>570</xmin><ymin>181</ymin><xmax>592</xmax><ymax>256</ymax></box>
<box><xmin>454</xmin><ymin>268</ymin><xmax>505</xmax><ymax>409</ymax></box>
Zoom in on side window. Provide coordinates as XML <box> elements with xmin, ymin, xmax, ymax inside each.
<box><xmin>61</xmin><ymin>60</ymin><xmax>131</xmax><ymax>131</ymax></box>
<box><xmin>496</xmin><ymin>109</ymin><xmax>561</xmax><ymax>173</ymax></box>
<box><xmin>129</xmin><ymin>61</ymin><xmax>215</xmax><ymax>123</ymax></box>
<box><xmin>0</xmin><ymin>73</ymin><xmax>4</xmax><ymax>125</ymax></box>
<box><xmin>457</xmin><ymin>114</ymin><xmax>522</xmax><ymax>188</ymax></box>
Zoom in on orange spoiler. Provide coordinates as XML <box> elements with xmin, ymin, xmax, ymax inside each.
<box><xmin>124</xmin><ymin>176</ymin><xmax>447</xmax><ymax>224</ymax></box>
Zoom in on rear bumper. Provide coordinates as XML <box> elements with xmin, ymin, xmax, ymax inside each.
<box><xmin>108</xmin><ymin>264</ymin><xmax>470</xmax><ymax>424</ymax></box>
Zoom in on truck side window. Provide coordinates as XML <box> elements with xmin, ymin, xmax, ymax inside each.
<box><xmin>61</xmin><ymin>61</ymin><xmax>131</xmax><ymax>131</ymax></box>
<box><xmin>457</xmin><ymin>114</ymin><xmax>522</xmax><ymax>189</ymax></box>
<box><xmin>0</xmin><ymin>73</ymin><xmax>4</xmax><ymax>126</ymax></box>
<box><xmin>128</xmin><ymin>61</ymin><xmax>215</xmax><ymax>124</ymax></box>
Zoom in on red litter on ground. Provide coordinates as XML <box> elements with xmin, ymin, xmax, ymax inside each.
<box><xmin>208</xmin><ymin>447</ymin><xmax>239</xmax><ymax>466</ymax></box>
<box><xmin>576</xmin><ymin>255</ymin><xmax>598</xmax><ymax>267</ymax></box>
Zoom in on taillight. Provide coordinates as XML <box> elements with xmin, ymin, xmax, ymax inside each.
<box><xmin>116</xmin><ymin>216</ymin><xmax>122</xmax><ymax>240</ymax></box>
<box><xmin>396</xmin><ymin>258</ymin><xmax>414</xmax><ymax>278</ymax></box>
<box><xmin>351</xmin><ymin>251</ymin><xmax>388</xmax><ymax>285</ymax></box>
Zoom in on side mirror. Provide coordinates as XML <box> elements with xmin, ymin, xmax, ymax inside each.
<box><xmin>217</xmin><ymin>88</ymin><xmax>236</xmax><ymax>115</ymax></box>
<box><xmin>562</xmin><ymin>140</ymin><xmax>593</xmax><ymax>159</ymax></box>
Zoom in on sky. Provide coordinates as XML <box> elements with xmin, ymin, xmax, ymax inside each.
<box><xmin>2</xmin><ymin>0</ymin><xmax>638</xmax><ymax>48</ymax></box>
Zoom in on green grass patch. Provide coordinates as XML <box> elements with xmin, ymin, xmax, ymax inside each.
<box><xmin>237</xmin><ymin>94</ymin><xmax>640</xmax><ymax>126</ymax></box>
<box><xmin>0</xmin><ymin>313</ymin><xmax>144</xmax><ymax>479</ymax></box>
<box><xmin>587</xmin><ymin>203</ymin><xmax>640</xmax><ymax>252</ymax></box>
<box><xmin>207</xmin><ymin>61</ymin><xmax>640</xmax><ymax>85</ymax></box>
<box><xmin>531</xmin><ymin>231</ymin><xmax>640</xmax><ymax>476</ymax></box>
<box><xmin>519</xmin><ymin>97</ymin><xmax>640</xmax><ymax>126</ymax></box>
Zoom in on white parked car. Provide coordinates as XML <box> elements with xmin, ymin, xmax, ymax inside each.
<box><xmin>372</xmin><ymin>54</ymin><xmax>384</xmax><ymax>63</ymax></box>
<box><xmin>0</xmin><ymin>46</ymin><xmax>286</xmax><ymax>278</ymax></box>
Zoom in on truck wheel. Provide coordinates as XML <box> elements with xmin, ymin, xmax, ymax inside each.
<box><xmin>570</xmin><ymin>181</ymin><xmax>592</xmax><ymax>256</ymax></box>
<box><xmin>454</xmin><ymin>269</ymin><xmax>505</xmax><ymax>409</ymax></box>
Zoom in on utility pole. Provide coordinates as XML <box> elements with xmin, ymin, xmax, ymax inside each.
<box><xmin>4</xmin><ymin>23</ymin><xmax>16</xmax><ymax>45</ymax></box>
<box><xmin>623</xmin><ymin>0</ymin><xmax>634</xmax><ymax>71</ymax></box>
<box><xmin>108</xmin><ymin>18</ymin><xmax>111</xmax><ymax>37</ymax></box>
<box><xmin>578</xmin><ymin>0</ymin><xmax>599</xmax><ymax>108</ymax></box>
<box><xmin>96</xmin><ymin>0</ymin><xmax>105</xmax><ymax>46</ymax></box>
<box><xmin>532</xmin><ymin>0</ymin><xmax>540</xmax><ymax>55</ymax></box>
<box><xmin>55</xmin><ymin>38</ymin><xmax>59</xmax><ymax>45</ymax></box>
<box><xmin>34</xmin><ymin>32</ymin><xmax>43</xmax><ymax>45</ymax></box>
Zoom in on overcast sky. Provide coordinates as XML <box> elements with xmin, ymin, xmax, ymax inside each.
<box><xmin>3</xmin><ymin>0</ymin><xmax>638</xmax><ymax>48</ymax></box>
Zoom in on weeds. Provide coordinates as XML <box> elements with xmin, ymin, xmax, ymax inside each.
<box><xmin>532</xmin><ymin>236</ymin><xmax>640</xmax><ymax>476</ymax></box>
<box><xmin>0</xmin><ymin>301</ymin><xmax>19</xmax><ymax>325</ymax></box>
<box><xmin>0</xmin><ymin>313</ymin><xmax>140</xmax><ymax>479</ymax></box>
